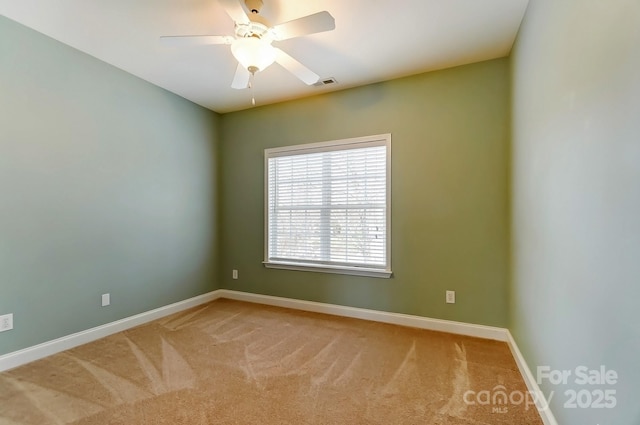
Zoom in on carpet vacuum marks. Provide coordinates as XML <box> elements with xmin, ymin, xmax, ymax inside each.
<box><xmin>0</xmin><ymin>299</ymin><xmax>543</xmax><ymax>424</ymax></box>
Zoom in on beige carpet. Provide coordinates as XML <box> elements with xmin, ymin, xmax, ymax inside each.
<box><xmin>0</xmin><ymin>299</ymin><xmax>543</xmax><ymax>424</ymax></box>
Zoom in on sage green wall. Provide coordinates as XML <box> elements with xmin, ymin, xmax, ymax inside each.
<box><xmin>220</xmin><ymin>58</ymin><xmax>510</xmax><ymax>327</ymax></box>
<box><xmin>0</xmin><ymin>17</ymin><xmax>221</xmax><ymax>355</ymax></box>
<box><xmin>511</xmin><ymin>1</ymin><xmax>640</xmax><ymax>423</ymax></box>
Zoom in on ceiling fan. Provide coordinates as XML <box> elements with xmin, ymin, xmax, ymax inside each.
<box><xmin>161</xmin><ymin>0</ymin><xmax>335</xmax><ymax>94</ymax></box>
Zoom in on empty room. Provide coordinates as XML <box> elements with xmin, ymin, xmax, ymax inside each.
<box><xmin>0</xmin><ymin>0</ymin><xmax>638</xmax><ymax>424</ymax></box>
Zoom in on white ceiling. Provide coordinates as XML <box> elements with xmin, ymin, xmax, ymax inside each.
<box><xmin>0</xmin><ymin>0</ymin><xmax>530</xmax><ymax>113</ymax></box>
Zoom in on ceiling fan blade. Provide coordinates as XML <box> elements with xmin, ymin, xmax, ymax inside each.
<box><xmin>271</xmin><ymin>11</ymin><xmax>335</xmax><ymax>41</ymax></box>
<box><xmin>218</xmin><ymin>0</ymin><xmax>250</xmax><ymax>25</ymax></box>
<box><xmin>274</xmin><ymin>48</ymin><xmax>319</xmax><ymax>85</ymax></box>
<box><xmin>231</xmin><ymin>63</ymin><xmax>251</xmax><ymax>89</ymax></box>
<box><xmin>160</xmin><ymin>35</ymin><xmax>234</xmax><ymax>47</ymax></box>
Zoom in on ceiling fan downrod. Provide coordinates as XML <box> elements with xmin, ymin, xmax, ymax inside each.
<box><xmin>245</xmin><ymin>0</ymin><xmax>263</xmax><ymax>14</ymax></box>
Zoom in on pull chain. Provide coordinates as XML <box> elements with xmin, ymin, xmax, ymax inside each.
<box><xmin>249</xmin><ymin>71</ymin><xmax>256</xmax><ymax>106</ymax></box>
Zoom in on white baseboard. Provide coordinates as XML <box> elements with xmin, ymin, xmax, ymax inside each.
<box><xmin>217</xmin><ymin>289</ymin><xmax>509</xmax><ymax>341</ymax></box>
<box><xmin>0</xmin><ymin>287</ymin><xmax>557</xmax><ymax>423</ymax></box>
<box><xmin>0</xmin><ymin>290</ymin><xmax>222</xmax><ymax>372</ymax></box>
<box><xmin>1</xmin><ymin>289</ymin><xmax>507</xmax><ymax>373</ymax></box>
<box><xmin>506</xmin><ymin>331</ymin><xmax>558</xmax><ymax>425</ymax></box>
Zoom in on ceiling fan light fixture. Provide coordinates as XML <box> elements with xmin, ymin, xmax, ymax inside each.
<box><xmin>231</xmin><ymin>37</ymin><xmax>276</xmax><ymax>73</ymax></box>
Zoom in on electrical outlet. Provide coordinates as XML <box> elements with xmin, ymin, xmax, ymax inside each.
<box><xmin>0</xmin><ymin>314</ymin><xmax>14</xmax><ymax>332</ymax></box>
<box><xmin>101</xmin><ymin>293</ymin><xmax>110</xmax><ymax>307</ymax></box>
<box><xmin>232</xmin><ymin>269</ymin><xmax>238</xmax><ymax>280</ymax></box>
<box><xmin>446</xmin><ymin>290</ymin><xmax>456</xmax><ymax>304</ymax></box>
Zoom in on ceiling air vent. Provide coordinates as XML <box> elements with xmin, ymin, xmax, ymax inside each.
<box><xmin>313</xmin><ymin>77</ymin><xmax>338</xmax><ymax>87</ymax></box>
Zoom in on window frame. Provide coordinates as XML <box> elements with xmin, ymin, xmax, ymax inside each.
<box><xmin>263</xmin><ymin>133</ymin><xmax>392</xmax><ymax>278</ymax></box>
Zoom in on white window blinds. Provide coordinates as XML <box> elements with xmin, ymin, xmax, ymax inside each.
<box><xmin>265</xmin><ymin>134</ymin><xmax>391</xmax><ymax>277</ymax></box>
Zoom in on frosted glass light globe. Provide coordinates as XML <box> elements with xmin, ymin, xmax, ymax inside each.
<box><xmin>231</xmin><ymin>37</ymin><xmax>276</xmax><ymax>73</ymax></box>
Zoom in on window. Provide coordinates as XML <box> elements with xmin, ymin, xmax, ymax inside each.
<box><xmin>264</xmin><ymin>134</ymin><xmax>391</xmax><ymax>278</ymax></box>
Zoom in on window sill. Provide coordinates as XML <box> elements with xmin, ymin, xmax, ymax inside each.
<box><xmin>263</xmin><ymin>261</ymin><xmax>392</xmax><ymax>278</ymax></box>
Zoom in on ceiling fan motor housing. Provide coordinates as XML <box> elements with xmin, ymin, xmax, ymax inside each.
<box><xmin>237</xmin><ymin>0</ymin><xmax>270</xmax><ymax>38</ymax></box>
<box><xmin>235</xmin><ymin>21</ymin><xmax>270</xmax><ymax>39</ymax></box>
